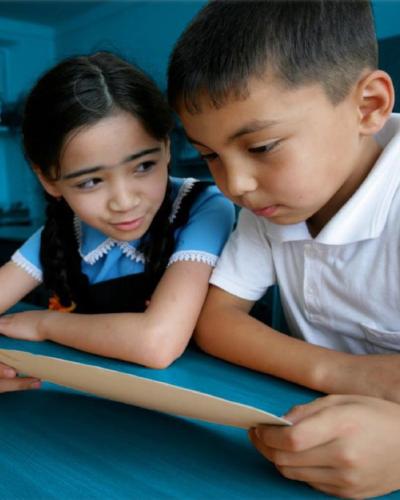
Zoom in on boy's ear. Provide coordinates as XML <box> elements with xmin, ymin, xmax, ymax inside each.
<box><xmin>356</xmin><ymin>69</ymin><xmax>394</xmax><ymax>136</ymax></box>
<box><xmin>33</xmin><ymin>165</ymin><xmax>62</xmax><ymax>198</ymax></box>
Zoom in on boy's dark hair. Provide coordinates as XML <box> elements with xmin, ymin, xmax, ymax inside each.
<box><xmin>22</xmin><ymin>52</ymin><xmax>175</xmax><ymax>308</ymax></box>
<box><xmin>168</xmin><ymin>0</ymin><xmax>378</xmax><ymax>112</ymax></box>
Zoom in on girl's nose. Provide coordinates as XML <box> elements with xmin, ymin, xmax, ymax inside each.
<box><xmin>108</xmin><ymin>183</ymin><xmax>140</xmax><ymax>212</ymax></box>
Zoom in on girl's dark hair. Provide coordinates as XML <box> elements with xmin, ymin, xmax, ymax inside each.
<box><xmin>168</xmin><ymin>0</ymin><xmax>378</xmax><ymax>112</ymax></box>
<box><xmin>22</xmin><ymin>51</ymin><xmax>174</xmax><ymax>308</ymax></box>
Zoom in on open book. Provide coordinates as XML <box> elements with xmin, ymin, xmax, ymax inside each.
<box><xmin>0</xmin><ymin>348</ymin><xmax>290</xmax><ymax>429</ymax></box>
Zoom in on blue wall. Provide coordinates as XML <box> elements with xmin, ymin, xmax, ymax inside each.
<box><xmin>56</xmin><ymin>2</ymin><xmax>205</xmax><ymax>90</ymax></box>
<box><xmin>0</xmin><ymin>17</ymin><xmax>54</xmax><ymax>222</ymax></box>
<box><xmin>0</xmin><ymin>2</ymin><xmax>205</xmax><ymax>228</ymax></box>
<box><xmin>373</xmin><ymin>0</ymin><xmax>400</xmax><ymax>39</ymax></box>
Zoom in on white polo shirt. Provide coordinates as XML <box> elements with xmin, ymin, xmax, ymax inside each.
<box><xmin>210</xmin><ymin>114</ymin><xmax>400</xmax><ymax>355</ymax></box>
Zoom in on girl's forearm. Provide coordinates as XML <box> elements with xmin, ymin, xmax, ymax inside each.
<box><xmin>39</xmin><ymin>263</ymin><xmax>212</xmax><ymax>368</ymax></box>
<box><xmin>41</xmin><ymin>311</ymin><xmax>181</xmax><ymax>368</ymax></box>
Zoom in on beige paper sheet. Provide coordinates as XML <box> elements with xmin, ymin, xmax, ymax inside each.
<box><xmin>0</xmin><ymin>348</ymin><xmax>290</xmax><ymax>429</ymax></box>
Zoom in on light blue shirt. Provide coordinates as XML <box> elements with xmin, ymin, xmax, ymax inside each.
<box><xmin>12</xmin><ymin>177</ymin><xmax>235</xmax><ymax>284</ymax></box>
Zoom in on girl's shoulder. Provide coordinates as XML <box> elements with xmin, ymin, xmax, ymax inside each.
<box><xmin>169</xmin><ymin>176</ymin><xmax>230</xmax><ymax>222</ymax></box>
<box><xmin>170</xmin><ymin>175</ymin><xmax>219</xmax><ymax>197</ymax></box>
<box><xmin>10</xmin><ymin>226</ymin><xmax>44</xmax><ymax>282</ymax></box>
<box><xmin>167</xmin><ymin>177</ymin><xmax>235</xmax><ymax>265</ymax></box>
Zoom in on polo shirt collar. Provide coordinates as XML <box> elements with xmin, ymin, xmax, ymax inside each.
<box><xmin>265</xmin><ymin>113</ymin><xmax>400</xmax><ymax>245</ymax></box>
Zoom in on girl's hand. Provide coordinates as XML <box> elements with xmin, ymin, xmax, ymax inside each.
<box><xmin>249</xmin><ymin>394</ymin><xmax>400</xmax><ymax>499</ymax></box>
<box><xmin>0</xmin><ymin>311</ymin><xmax>50</xmax><ymax>342</ymax></box>
<box><xmin>0</xmin><ymin>362</ymin><xmax>40</xmax><ymax>393</ymax></box>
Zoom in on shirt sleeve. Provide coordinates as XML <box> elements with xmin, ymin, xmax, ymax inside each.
<box><xmin>10</xmin><ymin>227</ymin><xmax>44</xmax><ymax>282</ymax></box>
<box><xmin>168</xmin><ymin>184</ymin><xmax>235</xmax><ymax>267</ymax></box>
<box><xmin>210</xmin><ymin>208</ymin><xmax>276</xmax><ymax>301</ymax></box>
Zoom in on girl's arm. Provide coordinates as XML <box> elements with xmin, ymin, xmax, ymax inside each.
<box><xmin>0</xmin><ymin>261</ymin><xmax>40</xmax><ymax>313</ymax></box>
<box><xmin>0</xmin><ymin>183</ymin><xmax>234</xmax><ymax>367</ymax></box>
<box><xmin>0</xmin><ymin>259</ymin><xmax>212</xmax><ymax>368</ymax></box>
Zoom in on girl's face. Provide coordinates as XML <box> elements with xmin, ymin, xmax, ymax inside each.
<box><xmin>40</xmin><ymin>112</ymin><xmax>170</xmax><ymax>241</ymax></box>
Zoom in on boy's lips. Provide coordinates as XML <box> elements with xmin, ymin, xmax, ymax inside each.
<box><xmin>111</xmin><ymin>216</ymin><xmax>145</xmax><ymax>231</ymax></box>
<box><xmin>252</xmin><ymin>205</ymin><xmax>279</xmax><ymax>217</ymax></box>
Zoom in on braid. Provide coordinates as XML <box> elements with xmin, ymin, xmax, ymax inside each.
<box><xmin>140</xmin><ymin>179</ymin><xmax>213</xmax><ymax>284</ymax></box>
<box><xmin>140</xmin><ymin>179</ymin><xmax>175</xmax><ymax>282</ymax></box>
<box><xmin>40</xmin><ymin>195</ymin><xmax>88</xmax><ymax>308</ymax></box>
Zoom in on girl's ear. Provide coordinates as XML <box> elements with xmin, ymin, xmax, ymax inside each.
<box><xmin>33</xmin><ymin>164</ymin><xmax>62</xmax><ymax>198</ymax></box>
<box><xmin>356</xmin><ymin>69</ymin><xmax>394</xmax><ymax>136</ymax></box>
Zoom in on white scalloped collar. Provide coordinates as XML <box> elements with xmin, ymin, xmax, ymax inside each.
<box><xmin>75</xmin><ymin>177</ymin><xmax>197</xmax><ymax>265</ymax></box>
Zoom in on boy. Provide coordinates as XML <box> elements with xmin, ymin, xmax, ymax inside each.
<box><xmin>0</xmin><ymin>362</ymin><xmax>39</xmax><ymax>392</ymax></box>
<box><xmin>168</xmin><ymin>1</ymin><xmax>400</xmax><ymax>497</ymax></box>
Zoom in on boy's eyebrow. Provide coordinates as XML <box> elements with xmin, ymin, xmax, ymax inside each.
<box><xmin>187</xmin><ymin>119</ymin><xmax>280</xmax><ymax>148</ymax></box>
<box><xmin>61</xmin><ymin>147</ymin><xmax>161</xmax><ymax>180</ymax></box>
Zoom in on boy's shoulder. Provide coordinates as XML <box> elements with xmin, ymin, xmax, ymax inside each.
<box><xmin>359</xmin><ymin>113</ymin><xmax>400</xmax><ymax>235</ymax></box>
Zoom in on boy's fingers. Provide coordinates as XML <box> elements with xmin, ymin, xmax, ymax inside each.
<box><xmin>0</xmin><ymin>378</ymin><xmax>41</xmax><ymax>393</ymax></box>
<box><xmin>0</xmin><ymin>362</ymin><xmax>42</xmax><ymax>392</ymax></box>
<box><xmin>250</xmin><ymin>428</ymin><xmax>346</xmax><ymax>468</ymax></box>
<box><xmin>277</xmin><ymin>464</ymin><xmax>341</xmax><ymax>487</ymax></box>
<box><xmin>0</xmin><ymin>362</ymin><xmax>16</xmax><ymax>378</ymax></box>
<box><xmin>285</xmin><ymin>394</ymin><xmax>363</xmax><ymax>423</ymax></box>
<box><xmin>250</xmin><ymin>429</ymin><xmax>362</xmax><ymax>496</ymax></box>
<box><xmin>254</xmin><ymin>404</ymin><xmax>352</xmax><ymax>452</ymax></box>
<box><xmin>308</xmin><ymin>482</ymin><xmax>352</xmax><ymax>498</ymax></box>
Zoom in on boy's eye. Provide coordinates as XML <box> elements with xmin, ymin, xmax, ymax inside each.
<box><xmin>136</xmin><ymin>161</ymin><xmax>156</xmax><ymax>173</ymax></box>
<box><xmin>199</xmin><ymin>152</ymin><xmax>218</xmax><ymax>162</ymax></box>
<box><xmin>75</xmin><ymin>178</ymin><xmax>102</xmax><ymax>190</ymax></box>
<box><xmin>248</xmin><ymin>140</ymin><xmax>281</xmax><ymax>154</ymax></box>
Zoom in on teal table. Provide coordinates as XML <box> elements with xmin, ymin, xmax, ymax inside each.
<box><xmin>0</xmin><ymin>308</ymin><xmax>398</xmax><ymax>499</ymax></box>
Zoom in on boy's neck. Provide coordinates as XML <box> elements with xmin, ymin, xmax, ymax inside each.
<box><xmin>307</xmin><ymin>136</ymin><xmax>383</xmax><ymax>238</ymax></box>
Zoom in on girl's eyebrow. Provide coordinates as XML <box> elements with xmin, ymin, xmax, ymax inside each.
<box><xmin>61</xmin><ymin>147</ymin><xmax>161</xmax><ymax>180</ymax></box>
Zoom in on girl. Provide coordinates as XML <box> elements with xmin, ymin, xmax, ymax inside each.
<box><xmin>0</xmin><ymin>52</ymin><xmax>234</xmax><ymax>375</ymax></box>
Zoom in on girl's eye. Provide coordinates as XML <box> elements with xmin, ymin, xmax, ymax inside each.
<box><xmin>75</xmin><ymin>178</ymin><xmax>102</xmax><ymax>190</ymax></box>
<box><xmin>248</xmin><ymin>140</ymin><xmax>281</xmax><ymax>154</ymax></box>
<box><xmin>136</xmin><ymin>161</ymin><xmax>156</xmax><ymax>173</ymax></box>
<box><xmin>199</xmin><ymin>152</ymin><xmax>218</xmax><ymax>162</ymax></box>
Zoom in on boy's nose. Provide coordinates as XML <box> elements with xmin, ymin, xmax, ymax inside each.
<box><xmin>225</xmin><ymin>166</ymin><xmax>257</xmax><ymax>198</ymax></box>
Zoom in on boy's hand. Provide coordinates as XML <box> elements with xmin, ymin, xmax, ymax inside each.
<box><xmin>324</xmin><ymin>353</ymin><xmax>400</xmax><ymax>403</ymax></box>
<box><xmin>249</xmin><ymin>394</ymin><xmax>400</xmax><ymax>499</ymax></box>
<box><xmin>0</xmin><ymin>362</ymin><xmax>40</xmax><ymax>393</ymax></box>
<box><xmin>356</xmin><ymin>354</ymin><xmax>400</xmax><ymax>402</ymax></box>
<box><xmin>0</xmin><ymin>311</ymin><xmax>50</xmax><ymax>342</ymax></box>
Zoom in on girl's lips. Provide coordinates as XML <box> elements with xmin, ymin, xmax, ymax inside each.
<box><xmin>253</xmin><ymin>205</ymin><xmax>278</xmax><ymax>218</ymax></box>
<box><xmin>112</xmin><ymin>217</ymin><xmax>144</xmax><ymax>231</ymax></box>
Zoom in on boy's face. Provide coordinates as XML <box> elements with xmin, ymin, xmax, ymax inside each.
<box><xmin>179</xmin><ymin>75</ymin><xmax>378</xmax><ymax>230</ymax></box>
